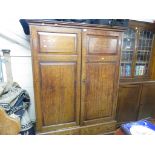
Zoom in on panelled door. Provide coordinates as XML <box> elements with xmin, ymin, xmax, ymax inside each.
<box><xmin>81</xmin><ymin>29</ymin><xmax>122</xmax><ymax>125</ymax></box>
<box><xmin>116</xmin><ymin>84</ymin><xmax>142</xmax><ymax>124</ymax></box>
<box><xmin>30</xmin><ymin>26</ymin><xmax>81</xmax><ymax>133</ymax></box>
<box><xmin>138</xmin><ymin>83</ymin><xmax>155</xmax><ymax>119</ymax></box>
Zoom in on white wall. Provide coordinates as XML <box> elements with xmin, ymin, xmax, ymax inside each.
<box><xmin>0</xmin><ymin>19</ymin><xmax>35</xmax><ymax>122</ymax></box>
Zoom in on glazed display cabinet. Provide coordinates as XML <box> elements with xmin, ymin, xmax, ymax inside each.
<box><xmin>117</xmin><ymin>20</ymin><xmax>155</xmax><ymax>126</ymax></box>
<box><xmin>120</xmin><ymin>23</ymin><xmax>154</xmax><ymax>79</ymax></box>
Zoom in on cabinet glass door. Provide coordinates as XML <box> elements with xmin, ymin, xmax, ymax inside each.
<box><xmin>135</xmin><ymin>30</ymin><xmax>154</xmax><ymax>76</ymax></box>
<box><xmin>120</xmin><ymin>28</ymin><xmax>136</xmax><ymax>77</ymax></box>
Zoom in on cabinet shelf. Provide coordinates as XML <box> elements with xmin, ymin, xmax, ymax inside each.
<box><xmin>137</xmin><ymin>50</ymin><xmax>151</xmax><ymax>52</ymax></box>
<box><xmin>139</xmin><ymin>38</ymin><xmax>153</xmax><ymax>41</ymax></box>
<box><xmin>121</xmin><ymin>61</ymin><xmax>132</xmax><ymax>64</ymax></box>
<box><xmin>123</xmin><ymin>37</ymin><xmax>135</xmax><ymax>40</ymax></box>
<box><xmin>136</xmin><ymin>61</ymin><xmax>148</xmax><ymax>64</ymax></box>
<box><xmin>122</xmin><ymin>49</ymin><xmax>134</xmax><ymax>51</ymax></box>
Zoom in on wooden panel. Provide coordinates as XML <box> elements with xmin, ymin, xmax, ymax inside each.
<box><xmin>150</xmin><ymin>38</ymin><xmax>155</xmax><ymax>79</ymax></box>
<box><xmin>88</xmin><ymin>35</ymin><xmax>118</xmax><ymax>54</ymax></box>
<box><xmin>38</xmin><ymin>32</ymin><xmax>77</xmax><ymax>53</ymax></box>
<box><xmin>39</xmin><ymin>121</ymin><xmax>116</xmax><ymax>135</ymax></box>
<box><xmin>39</xmin><ymin>127</ymin><xmax>80</xmax><ymax>135</ymax></box>
<box><xmin>138</xmin><ymin>83</ymin><xmax>155</xmax><ymax>119</ymax></box>
<box><xmin>116</xmin><ymin>84</ymin><xmax>141</xmax><ymax>124</ymax></box>
<box><xmin>40</xmin><ymin>62</ymin><xmax>76</xmax><ymax>126</ymax></box>
<box><xmin>86</xmin><ymin>55</ymin><xmax>118</xmax><ymax>62</ymax></box>
<box><xmin>84</xmin><ymin>63</ymin><xmax>116</xmax><ymax>120</ymax></box>
<box><xmin>80</xmin><ymin>121</ymin><xmax>116</xmax><ymax>135</ymax></box>
<box><xmin>38</xmin><ymin>55</ymin><xmax>78</xmax><ymax>62</ymax></box>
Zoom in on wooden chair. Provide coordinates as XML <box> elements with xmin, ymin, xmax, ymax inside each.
<box><xmin>0</xmin><ymin>107</ymin><xmax>20</xmax><ymax>135</ymax></box>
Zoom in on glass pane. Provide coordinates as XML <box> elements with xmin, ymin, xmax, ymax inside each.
<box><xmin>121</xmin><ymin>28</ymin><xmax>136</xmax><ymax>77</ymax></box>
<box><xmin>120</xmin><ymin>63</ymin><xmax>132</xmax><ymax>77</ymax></box>
<box><xmin>121</xmin><ymin>51</ymin><xmax>133</xmax><ymax>62</ymax></box>
<box><xmin>135</xmin><ymin>64</ymin><xmax>148</xmax><ymax>76</ymax></box>
<box><xmin>135</xmin><ymin>30</ymin><xmax>154</xmax><ymax>76</ymax></box>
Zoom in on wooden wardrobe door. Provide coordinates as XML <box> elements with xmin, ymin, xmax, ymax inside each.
<box><xmin>116</xmin><ymin>84</ymin><xmax>142</xmax><ymax>124</ymax></box>
<box><xmin>81</xmin><ymin>29</ymin><xmax>122</xmax><ymax>125</ymax></box>
<box><xmin>30</xmin><ymin>26</ymin><xmax>81</xmax><ymax>133</ymax></box>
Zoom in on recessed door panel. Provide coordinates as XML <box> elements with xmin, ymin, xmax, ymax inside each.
<box><xmin>40</xmin><ymin>62</ymin><xmax>76</xmax><ymax>126</ymax></box>
<box><xmin>116</xmin><ymin>84</ymin><xmax>141</xmax><ymax>123</ymax></box>
<box><xmin>138</xmin><ymin>83</ymin><xmax>155</xmax><ymax>119</ymax></box>
<box><xmin>88</xmin><ymin>35</ymin><xmax>118</xmax><ymax>54</ymax></box>
<box><xmin>38</xmin><ymin>32</ymin><xmax>77</xmax><ymax>53</ymax></box>
<box><xmin>85</xmin><ymin>63</ymin><xmax>116</xmax><ymax>120</ymax></box>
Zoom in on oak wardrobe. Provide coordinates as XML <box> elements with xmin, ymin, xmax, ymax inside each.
<box><xmin>28</xmin><ymin>20</ymin><xmax>124</xmax><ymax>134</ymax></box>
